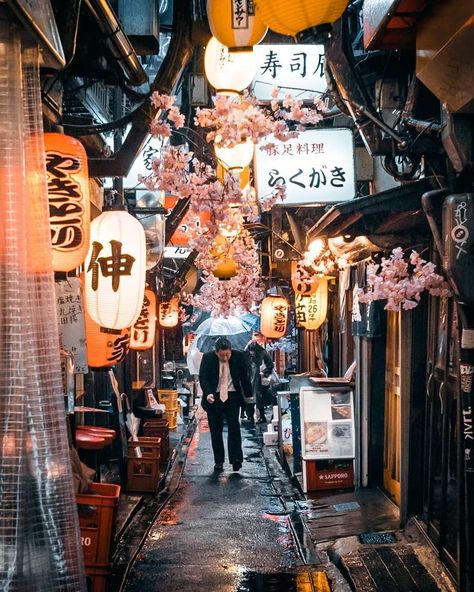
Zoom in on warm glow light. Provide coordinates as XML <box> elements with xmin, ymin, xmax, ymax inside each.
<box><xmin>291</xmin><ymin>261</ymin><xmax>319</xmax><ymax>296</ymax></box>
<box><xmin>216</xmin><ymin>163</ymin><xmax>250</xmax><ymax>189</ymax></box>
<box><xmin>210</xmin><ymin>235</ymin><xmax>238</xmax><ymax>278</ymax></box>
<box><xmin>260</xmin><ymin>295</ymin><xmax>289</xmax><ymax>339</ymax></box>
<box><xmin>307</xmin><ymin>238</ymin><xmax>325</xmax><ymax>258</ymax></box>
<box><xmin>255</xmin><ymin>0</ymin><xmax>349</xmax><ymax>36</ymax></box>
<box><xmin>204</xmin><ymin>36</ymin><xmax>256</xmax><ymax>93</ymax></box>
<box><xmin>215</xmin><ymin>138</ymin><xmax>254</xmax><ymax>171</ymax></box>
<box><xmin>84</xmin><ymin>306</ymin><xmax>130</xmax><ymax>368</ymax></box>
<box><xmin>130</xmin><ymin>289</ymin><xmax>156</xmax><ymax>351</ymax></box>
<box><xmin>159</xmin><ymin>298</ymin><xmax>179</xmax><ymax>328</ymax></box>
<box><xmin>44</xmin><ymin>133</ymin><xmax>91</xmax><ymax>272</ymax></box>
<box><xmin>84</xmin><ymin>208</ymin><xmax>146</xmax><ymax>330</ymax></box>
<box><xmin>207</xmin><ymin>0</ymin><xmax>268</xmax><ymax>49</ymax></box>
<box><xmin>295</xmin><ymin>278</ymin><xmax>328</xmax><ymax>330</ymax></box>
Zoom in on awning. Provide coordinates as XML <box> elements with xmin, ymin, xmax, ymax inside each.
<box><xmin>307</xmin><ymin>177</ymin><xmax>442</xmax><ymax>246</ymax></box>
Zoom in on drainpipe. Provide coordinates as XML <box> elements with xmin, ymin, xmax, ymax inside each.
<box><xmin>83</xmin><ymin>0</ymin><xmax>147</xmax><ymax>86</ymax></box>
<box><xmin>88</xmin><ymin>0</ymin><xmax>193</xmax><ymax>177</ymax></box>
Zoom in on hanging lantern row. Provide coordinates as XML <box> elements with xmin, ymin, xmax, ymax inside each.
<box><xmin>207</xmin><ymin>0</ymin><xmax>268</xmax><ymax>50</ymax></box>
<box><xmin>84</xmin><ymin>208</ymin><xmax>146</xmax><ymax>331</ymax></box>
<box><xmin>159</xmin><ymin>298</ymin><xmax>180</xmax><ymax>328</ymax></box>
<box><xmin>45</xmin><ymin>133</ymin><xmax>91</xmax><ymax>273</ymax></box>
<box><xmin>130</xmin><ymin>289</ymin><xmax>157</xmax><ymax>351</ymax></box>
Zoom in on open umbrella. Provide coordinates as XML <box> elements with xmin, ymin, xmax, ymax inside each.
<box><xmin>194</xmin><ymin>315</ymin><xmax>253</xmax><ymax>354</ymax></box>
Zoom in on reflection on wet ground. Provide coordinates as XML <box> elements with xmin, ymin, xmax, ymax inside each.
<box><xmin>123</xmin><ymin>417</ymin><xmax>330</xmax><ymax>591</ymax></box>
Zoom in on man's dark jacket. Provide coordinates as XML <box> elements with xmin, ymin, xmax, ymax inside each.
<box><xmin>199</xmin><ymin>349</ymin><xmax>252</xmax><ymax>411</ymax></box>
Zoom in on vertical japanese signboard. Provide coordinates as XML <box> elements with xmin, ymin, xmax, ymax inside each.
<box><xmin>254</xmin><ymin>129</ymin><xmax>355</xmax><ymax>205</ymax></box>
<box><xmin>55</xmin><ymin>277</ymin><xmax>88</xmax><ymax>374</ymax></box>
<box><xmin>252</xmin><ymin>44</ymin><xmax>327</xmax><ymax>101</ymax></box>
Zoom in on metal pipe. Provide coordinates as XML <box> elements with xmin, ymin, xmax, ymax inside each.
<box><xmin>83</xmin><ymin>0</ymin><xmax>147</xmax><ymax>86</ymax></box>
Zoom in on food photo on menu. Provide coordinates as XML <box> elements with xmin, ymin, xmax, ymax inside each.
<box><xmin>304</xmin><ymin>421</ymin><xmax>329</xmax><ymax>455</ymax></box>
<box><xmin>331</xmin><ymin>405</ymin><xmax>352</xmax><ymax>420</ymax></box>
<box><xmin>328</xmin><ymin>422</ymin><xmax>353</xmax><ymax>457</ymax></box>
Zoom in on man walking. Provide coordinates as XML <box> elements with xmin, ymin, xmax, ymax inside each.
<box><xmin>199</xmin><ymin>338</ymin><xmax>253</xmax><ymax>472</ymax></box>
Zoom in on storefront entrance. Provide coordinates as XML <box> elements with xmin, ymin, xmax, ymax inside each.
<box><xmin>383</xmin><ymin>312</ymin><xmax>401</xmax><ymax>506</ymax></box>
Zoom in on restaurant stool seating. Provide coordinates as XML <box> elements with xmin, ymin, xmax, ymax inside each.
<box><xmin>75</xmin><ymin>431</ymin><xmax>107</xmax><ymax>481</ymax></box>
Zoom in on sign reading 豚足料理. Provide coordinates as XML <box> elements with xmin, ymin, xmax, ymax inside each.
<box><xmin>254</xmin><ymin>129</ymin><xmax>355</xmax><ymax>205</ymax></box>
<box><xmin>252</xmin><ymin>44</ymin><xmax>327</xmax><ymax>101</ymax></box>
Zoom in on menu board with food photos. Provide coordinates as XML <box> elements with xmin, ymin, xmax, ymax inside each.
<box><xmin>300</xmin><ymin>386</ymin><xmax>355</xmax><ymax>460</ymax></box>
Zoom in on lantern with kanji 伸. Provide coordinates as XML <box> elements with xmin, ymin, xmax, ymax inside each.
<box><xmin>130</xmin><ymin>289</ymin><xmax>156</xmax><ymax>351</ymax></box>
<box><xmin>255</xmin><ymin>0</ymin><xmax>349</xmax><ymax>36</ymax></box>
<box><xmin>207</xmin><ymin>0</ymin><xmax>268</xmax><ymax>49</ymax></box>
<box><xmin>84</xmin><ymin>208</ymin><xmax>146</xmax><ymax>331</ymax></box>
<box><xmin>291</xmin><ymin>261</ymin><xmax>319</xmax><ymax>296</ymax></box>
<box><xmin>295</xmin><ymin>278</ymin><xmax>328</xmax><ymax>330</ymax></box>
<box><xmin>260</xmin><ymin>295</ymin><xmax>289</xmax><ymax>339</ymax></box>
<box><xmin>44</xmin><ymin>133</ymin><xmax>91</xmax><ymax>272</ymax></box>
<box><xmin>159</xmin><ymin>298</ymin><xmax>179</xmax><ymax>328</ymax></box>
<box><xmin>84</xmin><ymin>306</ymin><xmax>130</xmax><ymax>368</ymax></box>
<box><xmin>204</xmin><ymin>36</ymin><xmax>256</xmax><ymax>93</ymax></box>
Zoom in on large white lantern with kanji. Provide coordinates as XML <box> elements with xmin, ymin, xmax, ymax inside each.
<box><xmin>204</xmin><ymin>36</ymin><xmax>256</xmax><ymax>93</ymax></box>
<box><xmin>84</xmin><ymin>208</ymin><xmax>146</xmax><ymax>330</ymax></box>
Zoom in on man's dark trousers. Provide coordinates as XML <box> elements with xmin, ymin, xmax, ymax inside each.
<box><xmin>207</xmin><ymin>392</ymin><xmax>243</xmax><ymax>465</ymax></box>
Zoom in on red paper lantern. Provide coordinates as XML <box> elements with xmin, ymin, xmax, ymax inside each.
<box><xmin>84</xmin><ymin>306</ymin><xmax>130</xmax><ymax>368</ymax></box>
<box><xmin>130</xmin><ymin>289</ymin><xmax>156</xmax><ymax>351</ymax></box>
<box><xmin>44</xmin><ymin>133</ymin><xmax>91</xmax><ymax>272</ymax></box>
<box><xmin>159</xmin><ymin>298</ymin><xmax>179</xmax><ymax>328</ymax></box>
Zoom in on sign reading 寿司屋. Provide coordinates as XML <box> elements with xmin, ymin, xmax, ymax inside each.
<box><xmin>254</xmin><ymin>129</ymin><xmax>355</xmax><ymax>206</ymax></box>
<box><xmin>252</xmin><ymin>44</ymin><xmax>327</xmax><ymax>101</ymax></box>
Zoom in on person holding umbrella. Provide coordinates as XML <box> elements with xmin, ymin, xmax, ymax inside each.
<box><xmin>199</xmin><ymin>338</ymin><xmax>253</xmax><ymax>472</ymax></box>
<box><xmin>245</xmin><ymin>340</ymin><xmax>275</xmax><ymax>423</ymax></box>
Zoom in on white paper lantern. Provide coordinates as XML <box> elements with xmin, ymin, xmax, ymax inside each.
<box><xmin>204</xmin><ymin>36</ymin><xmax>256</xmax><ymax>93</ymax></box>
<box><xmin>215</xmin><ymin>138</ymin><xmax>254</xmax><ymax>171</ymax></box>
<box><xmin>84</xmin><ymin>208</ymin><xmax>146</xmax><ymax>330</ymax></box>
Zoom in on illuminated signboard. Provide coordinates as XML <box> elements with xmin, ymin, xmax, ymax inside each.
<box><xmin>254</xmin><ymin>128</ymin><xmax>355</xmax><ymax>206</ymax></box>
<box><xmin>252</xmin><ymin>44</ymin><xmax>327</xmax><ymax>101</ymax></box>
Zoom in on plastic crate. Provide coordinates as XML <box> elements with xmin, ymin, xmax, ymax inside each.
<box><xmin>76</xmin><ymin>482</ymin><xmax>120</xmax><ymax>569</ymax></box>
<box><xmin>164</xmin><ymin>410</ymin><xmax>177</xmax><ymax>430</ymax></box>
<box><xmin>85</xmin><ymin>567</ymin><xmax>108</xmax><ymax>592</ymax></box>
<box><xmin>157</xmin><ymin>389</ymin><xmax>178</xmax><ymax>404</ymax></box>
<box><xmin>142</xmin><ymin>419</ymin><xmax>170</xmax><ymax>460</ymax></box>
<box><xmin>127</xmin><ymin>436</ymin><xmax>161</xmax><ymax>492</ymax></box>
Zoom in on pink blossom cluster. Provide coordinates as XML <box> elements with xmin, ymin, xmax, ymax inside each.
<box><xmin>195</xmin><ymin>89</ymin><xmax>325</xmax><ymax>148</ymax></box>
<box><xmin>357</xmin><ymin>248</ymin><xmax>451</xmax><ymax>311</ymax></box>
<box><xmin>295</xmin><ymin>250</ymin><xmax>343</xmax><ymax>282</ymax></box>
<box><xmin>149</xmin><ymin>92</ymin><xmax>185</xmax><ymax>138</ymax></box>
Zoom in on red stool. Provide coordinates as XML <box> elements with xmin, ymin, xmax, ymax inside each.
<box><xmin>76</xmin><ymin>432</ymin><xmax>107</xmax><ymax>481</ymax></box>
<box><xmin>77</xmin><ymin>426</ymin><xmax>115</xmax><ymax>445</ymax></box>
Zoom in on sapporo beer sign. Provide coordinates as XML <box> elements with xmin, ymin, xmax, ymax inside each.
<box><xmin>254</xmin><ymin>129</ymin><xmax>355</xmax><ymax>206</ymax></box>
<box><xmin>45</xmin><ymin>133</ymin><xmax>90</xmax><ymax>272</ymax></box>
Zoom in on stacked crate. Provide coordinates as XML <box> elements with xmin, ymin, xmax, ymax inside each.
<box><xmin>76</xmin><ymin>483</ymin><xmax>121</xmax><ymax>592</ymax></box>
<box><xmin>157</xmin><ymin>389</ymin><xmax>179</xmax><ymax>429</ymax></box>
<box><xmin>127</xmin><ymin>436</ymin><xmax>162</xmax><ymax>492</ymax></box>
<box><xmin>142</xmin><ymin>418</ymin><xmax>170</xmax><ymax>468</ymax></box>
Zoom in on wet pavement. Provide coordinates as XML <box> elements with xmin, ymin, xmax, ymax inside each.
<box><xmin>122</xmin><ymin>413</ymin><xmax>331</xmax><ymax>591</ymax></box>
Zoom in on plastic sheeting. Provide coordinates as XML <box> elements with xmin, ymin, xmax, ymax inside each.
<box><xmin>0</xmin><ymin>27</ymin><xmax>86</xmax><ymax>592</ymax></box>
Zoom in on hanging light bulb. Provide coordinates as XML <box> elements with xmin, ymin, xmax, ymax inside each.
<box><xmin>204</xmin><ymin>36</ymin><xmax>256</xmax><ymax>93</ymax></box>
<box><xmin>215</xmin><ymin>138</ymin><xmax>254</xmax><ymax>171</ymax></box>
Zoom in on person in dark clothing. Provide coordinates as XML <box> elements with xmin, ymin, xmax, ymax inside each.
<box><xmin>199</xmin><ymin>338</ymin><xmax>253</xmax><ymax>472</ymax></box>
<box><xmin>246</xmin><ymin>341</ymin><xmax>274</xmax><ymax>423</ymax></box>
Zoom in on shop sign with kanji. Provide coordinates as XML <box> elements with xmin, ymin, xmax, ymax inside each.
<box><xmin>55</xmin><ymin>277</ymin><xmax>88</xmax><ymax>374</ymax></box>
<box><xmin>252</xmin><ymin>44</ymin><xmax>327</xmax><ymax>101</ymax></box>
<box><xmin>254</xmin><ymin>129</ymin><xmax>355</xmax><ymax>206</ymax></box>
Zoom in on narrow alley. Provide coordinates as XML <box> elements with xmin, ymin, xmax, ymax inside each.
<box><xmin>122</xmin><ymin>415</ymin><xmax>334</xmax><ymax>592</ymax></box>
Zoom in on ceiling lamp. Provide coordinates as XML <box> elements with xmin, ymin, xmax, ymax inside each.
<box><xmin>44</xmin><ymin>133</ymin><xmax>91</xmax><ymax>272</ymax></box>
<box><xmin>207</xmin><ymin>0</ymin><xmax>268</xmax><ymax>49</ymax></box>
<box><xmin>130</xmin><ymin>289</ymin><xmax>156</xmax><ymax>351</ymax></box>
<box><xmin>215</xmin><ymin>138</ymin><xmax>254</xmax><ymax>171</ymax></box>
<box><xmin>84</xmin><ymin>207</ymin><xmax>146</xmax><ymax>330</ymax></box>
<box><xmin>255</xmin><ymin>0</ymin><xmax>349</xmax><ymax>36</ymax></box>
<box><xmin>295</xmin><ymin>278</ymin><xmax>328</xmax><ymax>330</ymax></box>
<box><xmin>204</xmin><ymin>36</ymin><xmax>256</xmax><ymax>93</ymax></box>
<box><xmin>260</xmin><ymin>295</ymin><xmax>289</xmax><ymax>339</ymax></box>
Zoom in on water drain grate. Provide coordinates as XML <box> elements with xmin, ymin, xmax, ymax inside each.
<box><xmin>359</xmin><ymin>531</ymin><xmax>396</xmax><ymax>544</ymax></box>
<box><xmin>332</xmin><ymin>502</ymin><xmax>360</xmax><ymax>512</ymax></box>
